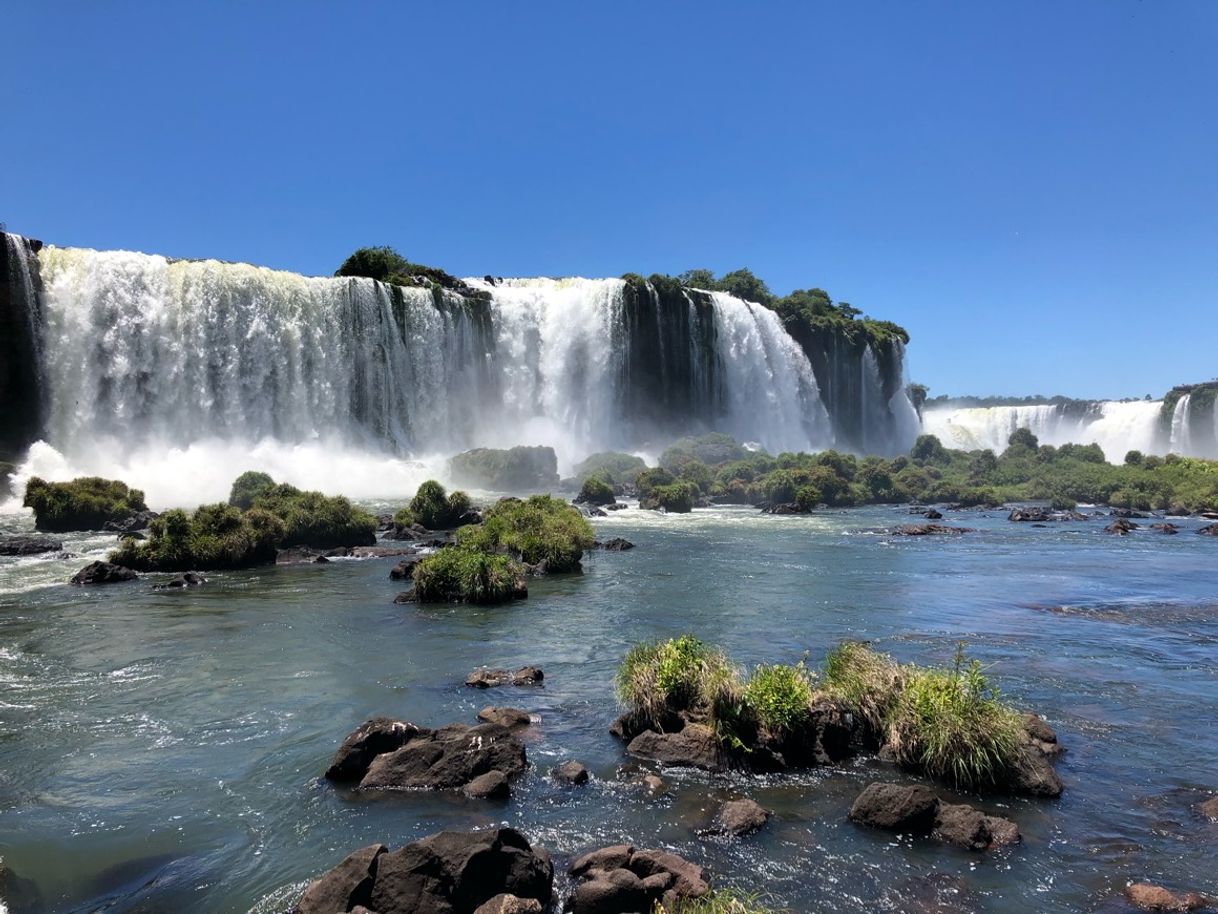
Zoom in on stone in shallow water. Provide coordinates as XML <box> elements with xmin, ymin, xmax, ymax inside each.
<box><xmin>1124</xmin><ymin>882</ymin><xmax>1209</xmax><ymax>911</ymax></box>
<box><xmin>552</xmin><ymin>760</ymin><xmax>589</xmax><ymax>785</ymax></box>
<box><xmin>478</xmin><ymin>707</ymin><xmax>532</xmax><ymax>730</ymax></box>
<box><xmin>466</xmin><ymin>666</ymin><xmax>544</xmax><ymax>688</ymax></box>
<box><xmin>704</xmin><ymin>798</ymin><xmax>771</xmax><ymax>837</ymax></box>
<box><xmin>70</xmin><ymin>560</ymin><xmax>138</xmax><ymax>585</ymax></box>
<box><xmin>0</xmin><ymin>535</ymin><xmax>62</xmax><ymax>556</ymax></box>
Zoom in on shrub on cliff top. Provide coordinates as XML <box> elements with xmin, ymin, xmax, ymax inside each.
<box><xmin>411</xmin><ymin>545</ymin><xmax>526</xmax><ymax>604</ymax></box>
<box><xmin>110</xmin><ymin>504</ymin><xmax>284</xmax><ymax>571</ymax></box>
<box><xmin>227</xmin><ymin>471</ymin><xmax>276</xmax><ymax>510</ymax></box>
<box><xmin>458</xmin><ymin>494</ymin><xmax>594</xmax><ymax>572</ymax></box>
<box><xmin>23</xmin><ymin>476</ymin><xmax>148</xmax><ymax>532</ymax></box>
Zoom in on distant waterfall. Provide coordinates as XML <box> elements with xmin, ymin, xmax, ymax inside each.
<box><xmin>1168</xmin><ymin>394</ymin><xmax>1192</xmax><ymax>455</ymax></box>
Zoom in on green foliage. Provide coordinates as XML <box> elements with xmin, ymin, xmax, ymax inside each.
<box><xmin>411</xmin><ymin>546</ymin><xmax>525</xmax><ymax>604</ymax></box>
<box><xmin>1006</xmin><ymin>427</ymin><xmax>1040</xmax><ymax>454</ymax></box>
<box><xmin>742</xmin><ymin>658</ymin><xmax>816</xmax><ymax>738</ymax></box>
<box><xmin>822</xmin><ymin>641</ymin><xmax>905</xmax><ymax>736</ymax></box>
<box><xmin>660</xmin><ymin>433</ymin><xmax>749</xmax><ymax>469</ymax></box>
<box><xmin>458</xmin><ymin>494</ymin><xmax>594</xmax><ymax>571</ymax></box>
<box><xmin>635</xmin><ymin>467</ymin><xmax>675</xmax><ymax>495</ymax></box>
<box><xmin>23</xmin><ymin>476</ymin><xmax>149</xmax><ymax>532</ymax></box>
<box><xmin>252</xmin><ymin>484</ymin><xmax>377</xmax><ymax>548</ymax></box>
<box><xmin>794</xmin><ymin>485</ymin><xmax>820</xmax><ymax>511</ymax></box>
<box><xmin>227</xmin><ymin>471</ymin><xmax>276</xmax><ymax>510</ymax></box>
<box><xmin>763</xmin><ymin>470</ymin><xmax>798</xmax><ymax>505</ymax></box>
<box><xmin>667</xmin><ymin>890</ymin><xmax>783</xmax><ymax>914</ymax></box>
<box><xmin>335</xmin><ymin>245</ymin><xmax>471</xmax><ymax>294</ymax></box>
<box><xmin>408</xmin><ymin>479</ymin><xmax>473</xmax><ymax>529</ymax></box>
<box><xmin>641</xmin><ymin>481</ymin><xmax>698</xmax><ymax>513</ymax></box>
<box><xmin>577</xmin><ymin>475</ymin><xmax>616</xmax><ymax>506</ymax></box>
<box><xmin>615</xmin><ymin>635</ymin><xmax>738</xmax><ymax>729</ymax></box>
<box><xmin>572</xmin><ymin>451</ymin><xmax>646</xmax><ymax>485</ymax></box>
<box><xmin>1125</xmin><ymin>450</ymin><xmax>1144</xmax><ymax>467</ymax></box>
<box><xmin>911</xmin><ymin>434</ymin><xmax>950</xmax><ymax>465</ymax></box>
<box><xmin>449</xmin><ymin>445</ymin><xmax>558</xmax><ymax>490</ymax></box>
<box><xmin>110</xmin><ymin>504</ymin><xmax>284</xmax><ymax>571</ymax></box>
<box><xmin>392</xmin><ymin>506</ymin><xmax>415</xmax><ymax>528</ymax></box>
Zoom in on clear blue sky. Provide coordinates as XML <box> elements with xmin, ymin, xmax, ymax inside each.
<box><xmin>3</xmin><ymin>1</ymin><xmax>1215</xmax><ymax>400</ymax></box>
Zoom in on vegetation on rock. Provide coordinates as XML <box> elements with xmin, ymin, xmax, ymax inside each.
<box><xmin>449</xmin><ymin>445</ymin><xmax>560</xmax><ymax>491</ymax></box>
<box><xmin>227</xmin><ymin>471</ymin><xmax>275</xmax><ymax>510</ymax></box>
<box><xmin>576</xmin><ymin>475</ymin><xmax>616</xmax><ymax>506</ymax></box>
<box><xmin>410</xmin><ymin>546</ymin><xmax>526</xmax><ymax>604</ymax></box>
<box><xmin>458</xmin><ymin>495</ymin><xmax>594</xmax><ymax>572</ymax></box>
<box><xmin>111</xmin><ymin>504</ymin><xmax>284</xmax><ymax>571</ymax></box>
<box><xmin>571</xmin><ymin>451</ymin><xmax>646</xmax><ymax>485</ymax></box>
<box><xmin>23</xmin><ymin>476</ymin><xmax>149</xmax><ymax>532</ymax></box>
<box><xmin>403</xmin><ymin>479</ymin><xmax>474</xmax><ymax>529</ymax></box>
<box><xmin>250</xmin><ymin>483</ymin><xmax>377</xmax><ymax>548</ymax></box>
<box><xmin>615</xmin><ymin>635</ymin><xmax>738</xmax><ymax>730</ymax></box>
<box><xmin>335</xmin><ymin>245</ymin><xmax>487</xmax><ymax>299</ymax></box>
<box><xmin>669</xmin><ymin>890</ymin><xmax>783</xmax><ymax>914</ymax></box>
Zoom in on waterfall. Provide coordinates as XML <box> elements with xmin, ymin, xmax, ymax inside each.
<box><xmin>1169</xmin><ymin>394</ymin><xmax>1193</xmax><ymax>455</ymax></box>
<box><xmin>5</xmin><ymin>245</ymin><xmax>922</xmax><ymax>505</ymax></box>
<box><xmin>0</xmin><ymin>233</ymin><xmax>44</xmax><ymax>456</ymax></box>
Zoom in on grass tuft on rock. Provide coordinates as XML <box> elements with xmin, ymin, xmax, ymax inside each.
<box><xmin>667</xmin><ymin>889</ymin><xmax>785</xmax><ymax>914</ymax></box>
<box><xmin>23</xmin><ymin>476</ymin><xmax>148</xmax><ymax>532</ymax></box>
<box><xmin>821</xmin><ymin>641</ymin><xmax>904</xmax><ymax>736</ymax></box>
<box><xmin>576</xmin><ymin>475</ymin><xmax>616</xmax><ymax>506</ymax></box>
<box><xmin>616</xmin><ymin>635</ymin><xmax>739</xmax><ymax>730</ymax></box>
<box><xmin>406</xmin><ymin>480</ymin><xmax>474</xmax><ymax>530</ymax></box>
<box><xmin>111</xmin><ymin>504</ymin><xmax>284</xmax><ymax>571</ymax></box>
<box><xmin>458</xmin><ymin>494</ymin><xmax>593</xmax><ymax>572</ymax></box>
<box><xmin>227</xmin><ymin>471</ymin><xmax>276</xmax><ymax>510</ymax></box>
<box><xmin>251</xmin><ymin>484</ymin><xmax>377</xmax><ymax>548</ymax></box>
<box><xmin>411</xmin><ymin>545</ymin><xmax>525</xmax><ymax>604</ymax></box>
<box><xmin>742</xmin><ymin>658</ymin><xmax>817</xmax><ymax>739</ymax></box>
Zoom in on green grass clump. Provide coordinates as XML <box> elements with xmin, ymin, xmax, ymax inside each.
<box><xmin>407</xmin><ymin>480</ymin><xmax>473</xmax><ymax>530</ymax></box>
<box><xmin>411</xmin><ymin>546</ymin><xmax>525</xmax><ymax>604</ymax></box>
<box><xmin>887</xmin><ymin>645</ymin><xmax>1025</xmax><ymax>790</ymax></box>
<box><xmin>227</xmin><ymin>471</ymin><xmax>276</xmax><ymax>510</ymax></box>
<box><xmin>615</xmin><ymin>635</ymin><xmax>738</xmax><ymax>729</ymax></box>
<box><xmin>641</xmin><ymin>481</ymin><xmax>698</xmax><ymax>513</ymax></box>
<box><xmin>458</xmin><ymin>494</ymin><xmax>593</xmax><ymax>572</ymax></box>
<box><xmin>742</xmin><ymin>658</ymin><xmax>817</xmax><ymax>739</ymax></box>
<box><xmin>666</xmin><ymin>889</ymin><xmax>784</xmax><ymax>914</ymax></box>
<box><xmin>823</xmin><ymin>641</ymin><xmax>1024</xmax><ymax>790</ymax></box>
<box><xmin>23</xmin><ymin>476</ymin><xmax>148</xmax><ymax>532</ymax></box>
<box><xmin>251</xmin><ymin>484</ymin><xmax>377</xmax><ymax>548</ymax></box>
<box><xmin>110</xmin><ymin>504</ymin><xmax>284</xmax><ymax>571</ymax></box>
<box><xmin>576</xmin><ymin>475</ymin><xmax>616</xmax><ymax>506</ymax></box>
<box><xmin>572</xmin><ymin>451</ymin><xmax>646</xmax><ymax>485</ymax></box>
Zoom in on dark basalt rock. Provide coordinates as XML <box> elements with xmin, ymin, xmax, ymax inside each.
<box><xmin>478</xmin><ymin>707</ymin><xmax>532</xmax><ymax>730</ymax></box>
<box><xmin>0</xmin><ymin>535</ymin><xmax>62</xmax><ymax>556</ymax></box>
<box><xmin>849</xmin><ymin>783</ymin><xmax>1021</xmax><ymax>850</ymax></box>
<box><xmin>463</xmin><ymin>770</ymin><xmax>510</xmax><ymax>799</ymax></box>
<box><xmin>552</xmin><ymin>760</ymin><xmax>589</xmax><ymax>785</ymax></box>
<box><xmin>103</xmin><ymin>510</ymin><xmax>158</xmax><ymax>534</ymax></box>
<box><xmin>703</xmin><ymin>798</ymin><xmax>771</xmax><ymax>837</ymax></box>
<box><xmin>389</xmin><ymin>556</ymin><xmax>421</xmax><ymax>580</ymax></box>
<box><xmin>325</xmin><ymin>717</ymin><xmax>527</xmax><ymax>795</ymax></box>
<box><xmin>1008</xmin><ymin>507</ymin><xmax>1052</xmax><ymax>522</ymax></box>
<box><xmin>763</xmin><ymin>502</ymin><xmax>811</xmax><ymax>515</ymax></box>
<box><xmin>466</xmin><ymin>666</ymin><xmax>544</xmax><ymax>688</ymax></box>
<box><xmin>70</xmin><ymin>560</ymin><xmax>138</xmax><ymax>585</ymax></box>
<box><xmin>1105</xmin><ymin>518</ymin><xmax>1139</xmax><ymax>535</ymax></box>
<box><xmin>1123</xmin><ymin>883</ymin><xmax>1210</xmax><ymax>911</ymax></box>
<box><xmin>294</xmin><ymin>828</ymin><xmax>553</xmax><ymax>914</ymax></box>
<box><xmin>1198</xmin><ymin>524</ymin><xmax>1218</xmax><ymax>536</ymax></box>
<box><xmin>276</xmin><ymin>547</ymin><xmax>332</xmax><ymax>564</ymax></box>
<box><xmin>1009</xmin><ymin>743</ymin><xmax>1064</xmax><ymax>797</ymax></box>
<box><xmin>153</xmin><ymin>572</ymin><xmax>206</xmax><ymax>589</ymax></box>
<box><xmin>593</xmin><ymin>537</ymin><xmax>635</xmax><ymax>551</ymax></box>
<box><xmin>567</xmin><ymin>844</ymin><xmax>708</xmax><ymax>914</ymax></box>
<box><xmin>923</xmin><ymin>508</ymin><xmax>944</xmax><ymax>520</ymax></box>
<box><xmin>626</xmin><ymin>724</ymin><xmax>724</xmax><ymax>771</ymax></box>
<box><xmin>392</xmin><ymin>591</ymin><xmax>412</xmax><ymax>604</ymax></box>
<box><xmin>604</xmin><ymin>502</ymin><xmax>627</xmax><ymax>511</ymax></box>
<box><xmin>1150</xmin><ymin>523</ymin><xmax>1180</xmax><ymax>535</ymax></box>
<box><xmin>1111</xmin><ymin>507</ymin><xmax>1154</xmax><ymax>519</ymax></box>
<box><xmin>890</xmin><ymin>523</ymin><xmax>971</xmax><ymax>536</ymax></box>
<box><xmin>1198</xmin><ymin>797</ymin><xmax>1218</xmax><ymax>821</ymax></box>
<box><xmin>474</xmin><ymin>894</ymin><xmax>543</xmax><ymax>914</ymax></box>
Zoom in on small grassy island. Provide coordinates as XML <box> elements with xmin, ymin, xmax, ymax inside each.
<box><xmin>23</xmin><ymin>476</ymin><xmax>150</xmax><ymax>532</ymax></box>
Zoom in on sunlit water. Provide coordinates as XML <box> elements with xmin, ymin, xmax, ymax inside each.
<box><xmin>2</xmin><ymin>504</ymin><xmax>1217</xmax><ymax>913</ymax></box>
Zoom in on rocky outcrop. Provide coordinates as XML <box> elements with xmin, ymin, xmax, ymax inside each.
<box><xmin>1123</xmin><ymin>883</ymin><xmax>1210</xmax><ymax>911</ymax></box>
<box><xmin>0</xmin><ymin>535</ymin><xmax>62</xmax><ymax>556</ymax></box>
<box><xmin>293</xmin><ymin>828</ymin><xmax>553</xmax><ymax>914</ymax></box>
<box><xmin>1106</xmin><ymin>518</ymin><xmax>1139</xmax><ymax>535</ymax></box>
<box><xmin>890</xmin><ymin>523</ymin><xmax>971</xmax><ymax>536</ymax></box>
<box><xmin>568</xmin><ymin>844</ymin><xmax>709</xmax><ymax>914</ymax></box>
<box><xmin>848</xmin><ymin>783</ymin><xmax>1020</xmax><ymax>851</ymax></box>
<box><xmin>703</xmin><ymin>798</ymin><xmax>771</xmax><ymax>837</ymax></box>
<box><xmin>450</xmin><ymin>446</ymin><xmax>560</xmax><ymax>491</ymax></box>
<box><xmin>325</xmin><ymin>717</ymin><xmax>527</xmax><ymax>796</ymax></box>
<box><xmin>552</xmin><ymin>761</ymin><xmax>589</xmax><ymax>785</ymax></box>
<box><xmin>466</xmin><ymin>666</ymin><xmax>544</xmax><ymax>688</ymax></box>
<box><xmin>1008</xmin><ymin>507</ymin><xmax>1052</xmax><ymax>522</ymax></box>
<box><xmin>477</xmin><ymin>707</ymin><xmax>532</xmax><ymax>730</ymax></box>
<box><xmin>389</xmin><ymin>556</ymin><xmax>421</xmax><ymax>579</ymax></box>
<box><xmin>625</xmin><ymin>723</ymin><xmax>724</xmax><ymax>771</ymax></box>
<box><xmin>70</xmin><ymin>560</ymin><xmax>138</xmax><ymax>585</ymax></box>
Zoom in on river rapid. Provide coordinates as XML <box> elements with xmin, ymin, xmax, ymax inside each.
<box><xmin>1</xmin><ymin>503</ymin><xmax>1216</xmax><ymax>913</ymax></box>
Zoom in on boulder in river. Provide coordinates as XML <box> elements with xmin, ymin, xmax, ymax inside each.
<box><xmin>0</xmin><ymin>535</ymin><xmax>63</xmax><ymax>556</ymax></box>
<box><xmin>568</xmin><ymin>844</ymin><xmax>709</xmax><ymax>914</ymax></box>
<box><xmin>276</xmin><ymin>547</ymin><xmax>332</xmax><ymax>564</ymax></box>
<box><xmin>1198</xmin><ymin>524</ymin><xmax>1218</xmax><ymax>537</ymax></box>
<box><xmin>326</xmin><ymin>717</ymin><xmax>527</xmax><ymax>795</ymax></box>
<box><xmin>1008</xmin><ymin>507</ymin><xmax>1052</xmax><ymax>522</ymax></box>
<box><xmin>1123</xmin><ymin>882</ymin><xmax>1210</xmax><ymax>911</ymax></box>
<box><xmin>389</xmin><ymin>556</ymin><xmax>421</xmax><ymax>580</ymax></box>
<box><xmin>293</xmin><ymin>828</ymin><xmax>553</xmax><ymax>914</ymax></box>
<box><xmin>70</xmin><ymin>560</ymin><xmax>138</xmax><ymax>585</ymax></box>
<box><xmin>466</xmin><ymin>666</ymin><xmax>544</xmax><ymax>688</ymax></box>
<box><xmin>1105</xmin><ymin>518</ymin><xmax>1139</xmax><ymax>535</ymax></box>
<box><xmin>552</xmin><ymin>760</ymin><xmax>589</xmax><ymax>785</ymax></box>
<box><xmin>152</xmin><ymin>572</ymin><xmax>206</xmax><ymax>590</ymax></box>
<box><xmin>1197</xmin><ymin>797</ymin><xmax>1218</xmax><ymax>821</ymax></box>
<box><xmin>703</xmin><ymin>798</ymin><xmax>771</xmax><ymax>837</ymax></box>
<box><xmin>626</xmin><ymin>723</ymin><xmax>724</xmax><ymax>772</ymax></box>
<box><xmin>849</xmin><ymin>782</ymin><xmax>1021</xmax><ymax>851</ymax></box>
<box><xmin>478</xmin><ymin>707</ymin><xmax>532</xmax><ymax>730</ymax></box>
<box><xmin>1150</xmin><ymin>523</ymin><xmax>1180</xmax><ymax>535</ymax></box>
<box><xmin>593</xmin><ymin>537</ymin><xmax>635</xmax><ymax>551</ymax></box>
<box><xmin>890</xmin><ymin>523</ymin><xmax>971</xmax><ymax>536</ymax></box>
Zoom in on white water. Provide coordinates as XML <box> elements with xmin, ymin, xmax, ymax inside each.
<box><xmin>919</xmin><ymin>398</ymin><xmax>1208</xmax><ymax>462</ymax></box>
<box><xmin>5</xmin><ymin>247</ymin><xmax>876</xmax><ymax>507</ymax></box>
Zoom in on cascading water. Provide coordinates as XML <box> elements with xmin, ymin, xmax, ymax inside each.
<box><xmin>0</xmin><ymin>233</ymin><xmax>44</xmax><ymax>456</ymax></box>
<box><xmin>5</xmin><ymin>245</ymin><xmax>920</xmax><ymax>506</ymax></box>
<box><xmin>1169</xmin><ymin>394</ymin><xmax>1193</xmax><ymax>456</ymax></box>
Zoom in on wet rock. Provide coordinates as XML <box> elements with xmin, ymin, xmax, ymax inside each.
<box><xmin>103</xmin><ymin>510</ymin><xmax>158</xmax><ymax>534</ymax></box>
<box><xmin>705</xmin><ymin>798</ymin><xmax>770</xmax><ymax>837</ymax></box>
<box><xmin>1110</xmin><ymin>507</ymin><xmax>1153</xmax><ymax>518</ymax></box>
<box><xmin>0</xmin><ymin>535</ymin><xmax>63</xmax><ymax>556</ymax></box>
<box><xmin>0</xmin><ymin>863</ymin><xmax>43</xmax><ymax>914</ymax></box>
<box><xmin>1198</xmin><ymin>524</ymin><xmax>1218</xmax><ymax>536</ymax></box>
<box><xmin>890</xmin><ymin>523</ymin><xmax>971</xmax><ymax>536</ymax></box>
<box><xmin>1150</xmin><ymin>523</ymin><xmax>1180</xmax><ymax>535</ymax></box>
<box><xmin>153</xmin><ymin>572</ymin><xmax>206</xmax><ymax>590</ymax></box>
<box><xmin>389</xmin><ymin>556</ymin><xmax>421</xmax><ymax>580</ymax></box>
<box><xmin>325</xmin><ymin>717</ymin><xmax>428</xmax><ymax>782</ymax></box>
<box><xmin>70</xmin><ymin>560</ymin><xmax>138</xmax><ymax>585</ymax></box>
<box><xmin>473</xmin><ymin>894</ymin><xmax>544</xmax><ymax>914</ymax></box>
<box><xmin>1106</xmin><ymin>518</ymin><xmax>1139</xmax><ymax>535</ymax></box>
<box><xmin>478</xmin><ymin>707</ymin><xmax>532</xmax><ymax>730</ymax></box>
<box><xmin>466</xmin><ymin>666</ymin><xmax>544</xmax><ymax>688</ymax></box>
<box><xmin>1197</xmin><ymin>797</ymin><xmax>1218</xmax><ymax>821</ymax></box>
<box><xmin>1008</xmin><ymin>507</ymin><xmax>1052</xmax><ymax>522</ymax></box>
<box><xmin>354</xmin><ymin>722</ymin><xmax>528</xmax><ymax>793</ymax></box>
<box><xmin>1124</xmin><ymin>883</ymin><xmax>1209</xmax><ymax>911</ymax></box>
<box><xmin>1010</xmin><ymin>743</ymin><xmax>1065</xmax><ymax>797</ymax></box>
<box><xmin>626</xmin><ymin>723</ymin><xmax>724</xmax><ymax>771</ymax></box>
<box><xmin>463</xmin><ymin>769</ymin><xmax>510</xmax><ymax>799</ymax></box>
<box><xmin>604</xmin><ymin>502</ymin><xmax>627</xmax><ymax>511</ymax></box>
<box><xmin>392</xmin><ymin>591</ymin><xmax>413</xmax><ymax>604</ymax></box>
<box><xmin>297</xmin><ymin>828</ymin><xmax>552</xmax><ymax>914</ymax></box>
<box><xmin>933</xmin><ymin>803</ymin><xmax>1021</xmax><ymax>850</ymax></box>
<box><xmin>642</xmin><ymin>774</ymin><xmax>666</xmax><ymax>794</ymax></box>
<box><xmin>568</xmin><ymin>845</ymin><xmax>708</xmax><ymax>914</ymax></box>
<box><xmin>552</xmin><ymin>760</ymin><xmax>589</xmax><ymax>785</ymax></box>
<box><xmin>593</xmin><ymin>537</ymin><xmax>635</xmax><ymax>551</ymax></box>
<box><xmin>764</xmin><ymin>502</ymin><xmax>811</xmax><ymax>515</ymax></box>
<box><xmin>848</xmin><ymin>783</ymin><xmax>939</xmax><ymax>832</ymax></box>
<box><xmin>923</xmin><ymin>508</ymin><xmax>944</xmax><ymax>520</ymax></box>
<box><xmin>350</xmin><ymin>545</ymin><xmax>426</xmax><ymax>557</ymax></box>
<box><xmin>276</xmin><ymin>547</ymin><xmax>332</xmax><ymax>564</ymax></box>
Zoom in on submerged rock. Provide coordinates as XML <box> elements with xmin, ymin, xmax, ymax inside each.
<box><xmin>849</xmin><ymin>782</ymin><xmax>1021</xmax><ymax>850</ymax></box>
<box><xmin>152</xmin><ymin>572</ymin><xmax>206</xmax><ymax>590</ymax></box>
<box><xmin>890</xmin><ymin>523</ymin><xmax>971</xmax><ymax>536</ymax></box>
<box><xmin>704</xmin><ymin>798</ymin><xmax>771</xmax><ymax>837</ymax></box>
<box><xmin>0</xmin><ymin>535</ymin><xmax>63</xmax><ymax>556</ymax></box>
<box><xmin>293</xmin><ymin>828</ymin><xmax>553</xmax><ymax>914</ymax></box>
<box><xmin>1198</xmin><ymin>524</ymin><xmax>1218</xmax><ymax>537</ymax></box>
<box><xmin>1123</xmin><ymin>882</ymin><xmax>1210</xmax><ymax>911</ymax></box>
<box><xmin>1150</xmin><ymin>523</ymin><xmax>1180</xmax><ymax>535</ymax></box>
<box><xmin>568</xmin><ymin>844</ymin><xmax>709</xmax><ymax>914</ymax></box>
<box><xmin>326</xmin><ymin>717</ymin><xmax>527</xmax><ymax>795</ymax></box>
<box><xmin>276</xmin><ymin>547</ymin><xmax>332</xmax><ymax>564</ymax></box>
<box><xmin>1105</xmin><ymin>518</ymin><xmax>1140</xmax><ymax>535</ymax></box>
<box><xmin>552</xmin><ymin>760</ymin><xmax>589</xmax><ymax>785</ymax></box>
<box><xmin>70</xmin><ymin>560</ymin><xmax>138</xmax><ymax>585</ymax></box>
<box><xmin>1198</xmin><ymin>797</ymin><xmax>1218</xmax><ymax>821</ymax></box>
<box><xmin>593</xmin><ymin>537</ymin><xmax>635</xmax><ymax>551</ymax></box>
<box><xmin>466</xmin><ymin>666</ymin><xmax>544</xmax><ymax>688</ymax></box>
